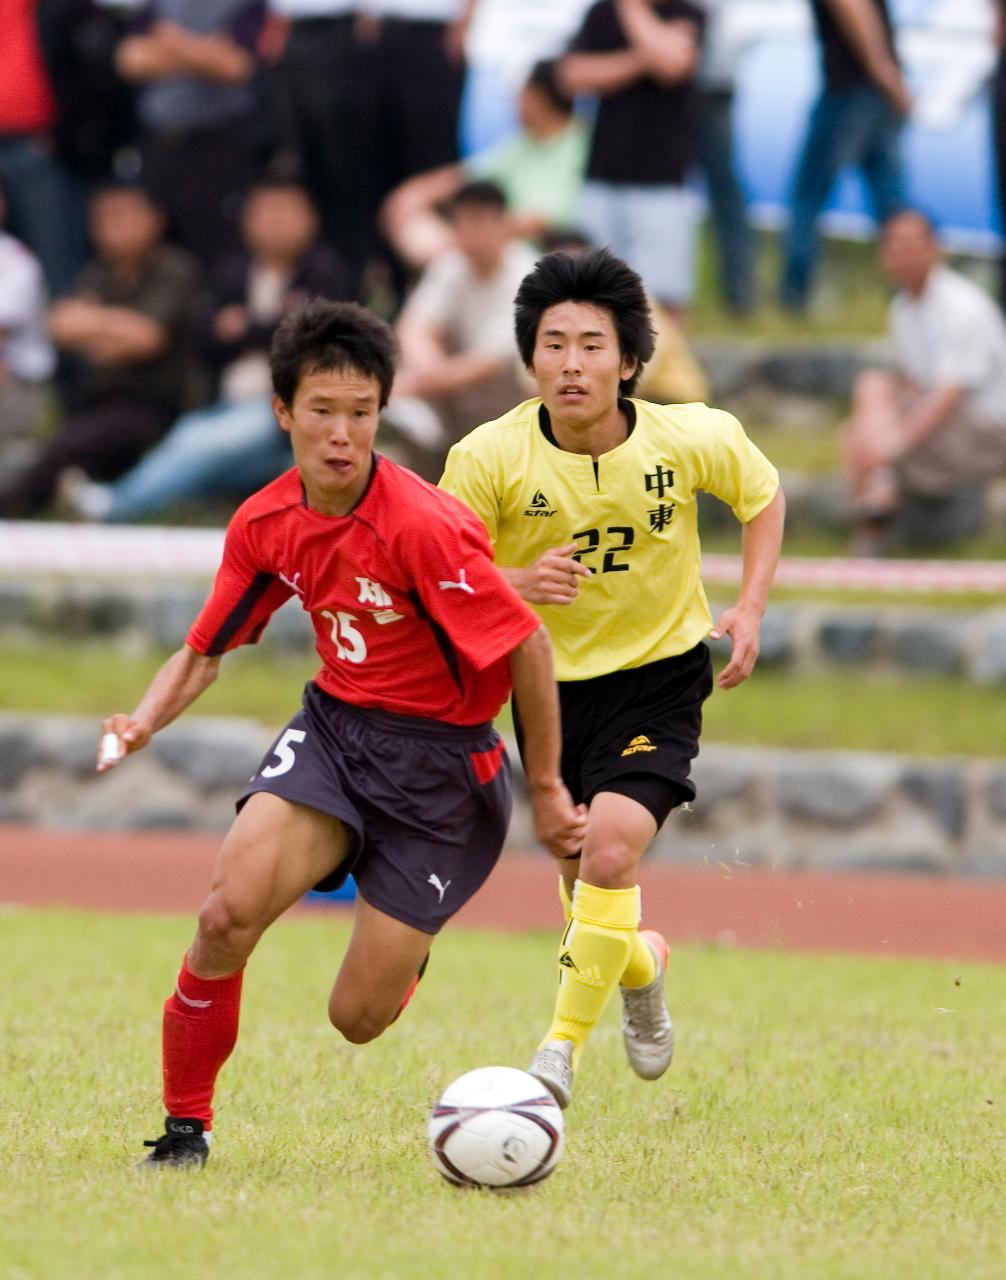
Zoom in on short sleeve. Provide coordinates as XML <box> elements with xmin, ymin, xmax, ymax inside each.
<box><xmin>439</xmin><ymin>440</ymin><xmax>502</xmax><ymax>543</ymax></box>
<box><xmin>931</xmin><ymin>312</ymin><xmax>996</xmax><ymax>390</ymax></box>
<box><xmin>398</xmin><ymin>505</ymin><xmax>539</xmax><ymax>672</ymax></box>
<box><xmin>691</xmin><ymin>409</ymin><xmax>779</xmax><ymax>523</ymax></box>
<box><xmin>568</xmin><ymin>2</ymin><xmax>615</xmax><ymax>54</ymax></box>
<box><xmin>187</xmin><ymin>518</ymin><xmax>294</xmax><ymax>656</ymax></box>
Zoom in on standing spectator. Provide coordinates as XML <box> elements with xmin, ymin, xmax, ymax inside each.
<box><xmin>61</xmin><ymin>178</ymin><xmax>355</xmax><ymax>522</ymax></box>
<box><xmin>778</xmin><ymin>0</ymin><xmax>909</xmax><ymax>313</ymax></box>
<box><xmin>694</xmin><ymin>0</ymin><xmax>756</xmax><ymax>315</ymax></box>
<box><xmin>386</xmin><ymin>180</ymin><xmax>535</xmax><ymax>474</ymax></box>
<box><xmin>0</xmin><ymin>182</ymin><xmax>199</xmax><ymax>518</ymax></box>
<box><xmin>991</xmin><ymin>0</ymin><xmax>1006</xmax><ymax>305</ymax></box>
<box><xmin>115</xmin><ymin>0</ymin><xmax>266</xmax><ymax>270</ymax></box>
<box><xmin>842</xmin><ymin>211</ymin><xmax>1006</xmax><ymax>553</ymax></box>
<box><xmin>380</xmin><ymin>59</ymin><xmax>590</xmax><ymax>272</ymax></box>
<box><xmin>37</xmin><ymin>0</ymin><xmax>139</xmax><ymax>187</ymax></box>
<box><xmin>0</xmin><ymin>179</ymin><xmax>55</xmax><ymax>470</ymax></box>
<box><xmin>559</xmin><ymin>0</ymin><xmax>705</xmax><ymax>327</ymax></box>
<box><xmin>268</xmin><ymin>0</ymin><xmax>367</xmax><ymax>291</ymax></box>
<box><xmin>0</xmin><ymin>0</ymin><xmax>88</xmax><ymax>296</ymax></box>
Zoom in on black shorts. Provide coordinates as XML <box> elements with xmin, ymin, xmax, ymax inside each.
<box><xmin>514</xmin><ymin>643</ymin><xmax>713</xmax><ymax>830</ymax></box>
<box><xmin>238</xmin><ymin>682</ymin><xmax>512</xmax><ymax>934</ymax></box>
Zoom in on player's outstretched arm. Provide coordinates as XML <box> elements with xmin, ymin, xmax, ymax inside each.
<box><xmin>501</xmin><ymin>543</ymin><xmax>592</xmax><ymax>606</ymax></box>
<box><xmin>96</xmin><ymin>644</ymin><xmax>221</xmax><ymax>771</ymax></box>
<box><xmin>712</xmin><ymin>487</ymin><xmax>786</xmax><ymax>690</ymax></box>
<box><xmin>508</xmin><ymin>626</ymin><xmax>588</xmax><ymax>859</ymax></box>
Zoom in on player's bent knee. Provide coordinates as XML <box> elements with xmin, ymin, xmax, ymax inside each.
<box><xmin>196</xmin><ymin>893</ymin><xmax>262</xmax><ymax>958</ymax></box>
<box><xmin>327</xmin><ymin>996</ymin><xmax>393</xmax><ymax>1044</ymax></box>
<box><xmin>579</xmin><ymin>842</ymin><xmax>639</xmax><ymax>888</ymax></box>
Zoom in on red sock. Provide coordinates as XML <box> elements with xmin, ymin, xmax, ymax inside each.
<box><xmin>161</xmin><ymin>956</ymin><xmax>244</xmax><ymax>1130</ymax></box>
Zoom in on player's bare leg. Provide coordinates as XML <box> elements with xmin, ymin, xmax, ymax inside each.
<box><xmin>143</xmin><ymin>795</ymin><xmax>350</xmax><ymax>1168</ymax></box>
<box><xmin>531</xmin><ymin>791</ymin><xmax>672</xmax><ymax>1107</ymax></box>
<box><xmin>328</xmin><ymin>896</ymin><xmax>433</xmax><ymax>1044</ymax></box>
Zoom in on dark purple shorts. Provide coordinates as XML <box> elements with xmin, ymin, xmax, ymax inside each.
<box><xmin>238</xmin><ymin>682</ymin><xmax>512</xmax><ymax>934</ymax></box>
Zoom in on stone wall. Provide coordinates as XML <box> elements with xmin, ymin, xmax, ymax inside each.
<box><xmin>3</xmin><ymin>714</ymin><xmax>1005</xmax><ymax>875</ymax></box>
<box><xmin>3</xmin><ymin>575</ymin><xmax>1005</xmax><ymax>683</ymax></box>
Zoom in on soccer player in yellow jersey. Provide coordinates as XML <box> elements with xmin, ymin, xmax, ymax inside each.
<box><xmin>440</xmin><ymin>247</ymin><xmax>785</xmax><ymax>1107</ymax></box>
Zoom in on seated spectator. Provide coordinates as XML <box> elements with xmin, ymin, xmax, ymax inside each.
<box><xmin>379</xmin><ymin>60</ymin><xmax>590</xmax><ymax>271</ymax></box>
<box><xmin>384</xmin><ymin>179</ymin><xmax>535</xmax><ymax>477</ymax></box>
<box><xmin>843</xmin><ymin>210</ymin><xmax>1006</xmax><ymax>553</ymax></box>
<box><xmin>114</xmin><ymin>0</ymin><xmax>266</xmax><ymax>269</ymax></box>
<box><xmin>61</xmin><ymin>178</ymin><xmax>354</xmax><ymax>522</ymax></box>
<box><xmin>0</xmin><ymin>182</ymin><xmax>199</xmax><ymax>518</ymax></box>
<box><xmin>0</xmin><ymin>180</ymin><xmax>56</xmax><ymax>472</ymax></box>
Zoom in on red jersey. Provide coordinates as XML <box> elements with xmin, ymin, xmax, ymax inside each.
<box><xmin>187</xmin><ymin>456</ymin><xmax>540</xmax><ymax>725</ymax></box>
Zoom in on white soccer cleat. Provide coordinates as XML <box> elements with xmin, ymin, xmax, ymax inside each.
<box><xmin>528</xmin><ymin>1038</ymin><xmax>575</xmax><ymax>1110</ymax></box>
<box><xmin>621</xmin><ymin>930</ymin><xmax>674</xmax><ymax>1080</ymax></box>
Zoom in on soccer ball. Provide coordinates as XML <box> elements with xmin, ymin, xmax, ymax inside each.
<box><xmin>428</xmin><ymin>1066</ymin><xmax>564</xmax><ymax>1188</ymax></box>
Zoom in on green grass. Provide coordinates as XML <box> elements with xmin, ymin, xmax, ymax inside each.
<box><xmin>1</xmin><ymin>908</ymin><xmax>1004</xmax><ymax>1280</ymax></box>
<box><xmin>3</xmin><ymin>642</ymin><xmax>1006</xmax><ymax>757</ymax></box>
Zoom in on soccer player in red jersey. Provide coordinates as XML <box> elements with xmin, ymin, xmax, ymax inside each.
<box><xmin>96</xmin><ymin>299</ymin><xmax>586</xmax><ymax>1168</ymax></box>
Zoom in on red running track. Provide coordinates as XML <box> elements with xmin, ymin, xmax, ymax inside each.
<box><xmin>2</xmin><ymin>826</ymin><xmax>1003</xmax><ymax>964</ymax></box>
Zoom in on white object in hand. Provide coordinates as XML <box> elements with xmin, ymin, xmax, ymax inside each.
<box><xmin>100</xmin><ymin>732</ymin><xmax>123</xmax><ymax>766</ymax></box>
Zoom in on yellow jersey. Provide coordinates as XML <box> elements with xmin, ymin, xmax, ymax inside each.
<box><xmin>440</xmin><ymin>397</ymin><xmax>779</xmax><ymax>682</ymax></box>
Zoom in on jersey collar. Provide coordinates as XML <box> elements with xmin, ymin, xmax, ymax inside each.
<box><xmin>537</xmin><ymin>398</ymin><xmax>637</xmax><ymax>450</ymax></box>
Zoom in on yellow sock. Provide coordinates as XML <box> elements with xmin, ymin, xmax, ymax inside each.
<box><xmin>558</xmin><ymin>876</ymin><xmax>573</xmax><ymax>924</ymax></box>
<box><xmin>620</xmin><ymin>929</ymin><xmax>658</xmax><ymax>989</ymax></box>
<box><xmin>561</xmin><ymin>874</ymin><xmax>656</xmax><ymax>989</ymax></box>
<box><xmin>541</xmin><ymin>881</ymin><xmax>640</xmax><ymax>1066</ymax></box>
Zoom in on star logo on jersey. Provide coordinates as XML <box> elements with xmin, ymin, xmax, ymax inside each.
<box><xmin>622</xmin><ymin>735</ymin><xmax>658</xmax><ymax>757</ymax></box>
<box><xmin>524</xmin><ymin>489</ymin><xmax>558</xmax><ymax>518</ymax></box>
<box><xmin>356</xmin><ymin>576</ymin><xmax>393</xmax><ymax>607</ymax></box>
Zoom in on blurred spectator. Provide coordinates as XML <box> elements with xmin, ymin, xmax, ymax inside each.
<box><xmin>272</xmin><ymin>0</ymin><xmax>475</xmax><ymax>296</ymax></box>
<box><xmin>779</xmin><ymin>0</ymin><xmax>909</xmax><ymax>313</ymax></box>
<box><xmin>115</xmin><ymin>0</ymin><xmax>266</xmax><ymax>269</ymax></box>
<box><xmin>560</xmin><ymin>0</ymin><xmax>705</xmax><ymax>326</ymax></box>
<box><xmin>843</xmin><ymin>211</ymin><xmax>1006</xmax><ymax>554</ymax></box>
<box><xmin>0</xmin><ymin>0</ymin><xmax>88</xmax><ymax>296</ymax></box>
<box><xmin>268</xmin><ymin>1</ymin><xmax>363</xmax><ymax>288</ymax></box>
<box><xmin>992</xmin><ymin>0</ymin><xmax>1006</xmax><ymax>305</ymax></box>
<box><xmin>60</xmin><ymin>178</ymin><xmax>354</xmax><ymax>522</ymax></box>
<box><xmin>37</xmin><ymin>0</ymin><xmax>139</xmax><ymax>185</ymax></box>
<box><xmin>0</xmin><ymin>182</ymin><xmax>199</xmax><ymax>518</ymax></box>
<box><xmin>693</xmin><ymin>0</ymin><xmax>756</xmax><ymax>315</ymax></box>
<box><xmin>384</xmin><ymin>179</ymin><xmax>534</xmax><ymax>475</ymax></box>
<box><xmin>380</xmin><ymin>59</ymin><xmax>589</xmax><ymax>271</ymax></box>
<box><xmin>0</xmin><ymin>179</ymin><xmax>56</xmax><ymax>471</ymax></box>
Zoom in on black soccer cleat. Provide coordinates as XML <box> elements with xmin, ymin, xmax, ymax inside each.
<box><xmin>139</xmin><ymin>1116</ymin><xmax>210</xmax><ymax>1169</ymax></box>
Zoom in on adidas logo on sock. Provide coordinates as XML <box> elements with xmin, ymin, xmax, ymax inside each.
<box><xmin>573</xmin><ymin>963</ymin><xmax>606</xmax><ymax>988</ymax></box>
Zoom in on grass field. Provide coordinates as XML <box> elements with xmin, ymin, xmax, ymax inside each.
<box><xmin>5</xmin><ymin>640</ymin><xmax>1006</xmax><ymax>758</ymax></box>
<box><xmin>3</xmin><ymin>908</ymin><xmax>1004</xmax><ymax>1280</ymax></box>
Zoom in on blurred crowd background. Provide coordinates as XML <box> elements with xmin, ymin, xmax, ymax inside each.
<box><xmin>2</xmin><ymin>0</ymin><xmax>1006</xmax><ymax>557</ymax></box>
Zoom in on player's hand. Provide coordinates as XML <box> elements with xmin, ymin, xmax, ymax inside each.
<box><xmin>531</xmin><ymin>781</ymin><xmax>589</xmax><ymax>860</ymax></box>
<box><xmin>710</xmin><ymin>603</ymin><xmax>762</xmax><ymax>689</ymax></box>
<box><xmin>96</xmin><ymin>714</ymin><xmax>152</xmax><ymax>772</ymax></box>
<box><xmin>521</xmin><ymin>544</ymin><xmax>592</xmax><ymax>606</ymax></box>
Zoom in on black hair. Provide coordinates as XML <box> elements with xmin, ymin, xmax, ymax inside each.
<box><xmin>447</xmin><ymin>179</ymin><xmax>507</xmax><ymax>215</ymax></box>
<box><xmin>270</xmin><ymin>298</ymin><xmax>398</xmax><ymax>409</ymax></box>
<box><xmin>514</xmin><ymin>247</ymin><xmax>655</xmax><ymax>396</ymax></box>
<box><xmin>525</xmin><ymin>59</ymin><xmax>574</xmax><ymax>116</ymax></box>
